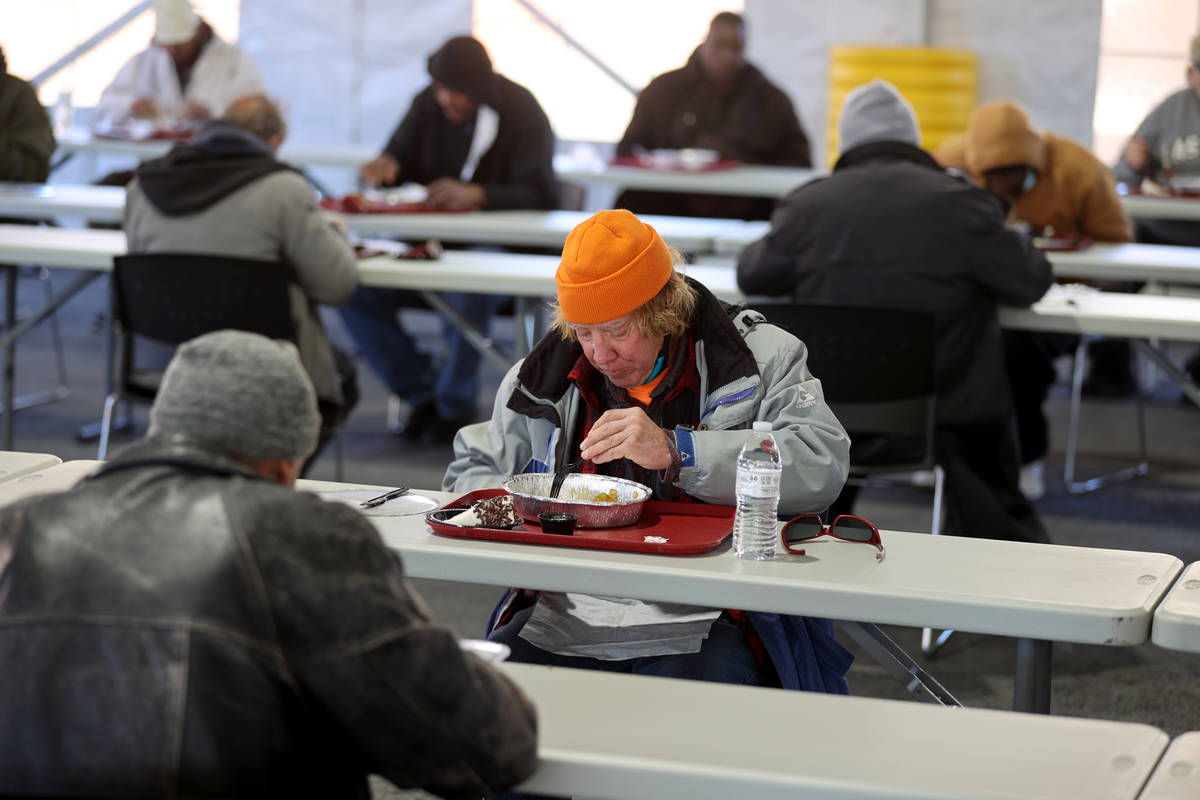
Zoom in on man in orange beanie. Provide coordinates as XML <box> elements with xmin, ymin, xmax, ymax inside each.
<box><xmin>445</xmin><ymin>209</ymin><xmax>852</xmax><ymax>708</ymax></box>
<box><xmin>965</xmin><ymin>101</ymin><xmax>1134</xmax><ymax>496</ymax></box>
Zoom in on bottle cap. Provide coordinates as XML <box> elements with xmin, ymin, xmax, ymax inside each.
<box><xmin>752</xmin><ymin>420</ymin><xmax>772</xmax><ymax>433</ymax></box>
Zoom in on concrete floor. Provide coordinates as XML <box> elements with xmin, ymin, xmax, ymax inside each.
<box><xmin>5</xmin><ymin>267</ymin><xmax>1200</xmax><ymax>798</ymax></box>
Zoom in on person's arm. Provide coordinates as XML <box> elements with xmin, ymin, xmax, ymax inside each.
<box><xmin>0</xmin><ymin>78</ymin><xmax>55</xmax><ymax>182</ymax></box>
<box><xmin>1113</xmin><ymin>104</ymin><xmax>1164</xmax><ymax>185</ymax></box>
<box><xmin>273</xmin><ymin>171</ymin><xmax>357</xmax><ymax>306</ymax></box>
<box><xmin>1078</xmin><ymin>164</ymin><xmax>1134</xmax><ymax>242</ymax></box>
<box><xmin>444</xmin><ymin>361</ymin><xmax>540</xmax><ymax>492</ymax></box>
<box><xmin>478</xmin><ymin>100</ymin><xmax>557</xmax><ymax>210</ymax></box>
<box><xmin>91</xmin><ymin>52</ymin><xmax>149</xmax><ymax>130</ymax></box>
<box><xmin>378</xmin><ymin>96</ymin><xmax>425</xmax><ymax>183</ymax></box>
<box><xmin>951</xmin><ymin>186</ymin><xmax>1054</xmax><ymax>306</ymax></box>
<box><xmin>249</xmin><ymin>495</ymin><xmax>538</xmax><ymax>798</ymax></box>
<box><xmin>735</xmin><ymin>188</ymin><xmax>810</xmax><ymax>296</ymax></box>
<box><xmin>615</xmin><ymin>81</ymin><xmax>662</xmax><ymax>158</ymax></box>
<box><xmin>673</xmin><ymin>314</ymin><xmax>850</xmax><ymax>515</ymax></box>
<box><xmin>766</xmin><ymin>91</ymin><xmax>812</xmax><ymax>168</ymax></box>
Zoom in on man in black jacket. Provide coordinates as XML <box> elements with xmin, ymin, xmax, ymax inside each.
<box><xmin>737</xmin><ymin>79</ymin><xmax>1052</xmax><ymax>544</ymax></box>
<box><xmin>0</xmin><ymin>46</ymin><xmax>55</xmax><ymax>183</ymax></box>
<box><xmin>0</xmin><ymin>330</ymin><xmax>537</xmax><ymax>798</ymax></box>
<box><xmin>346</xmin><ymin>36</ymin><xmax>557</xmax><ymax>441</ymax></box>
<box><xmin>615</xmin><ymin>12</ymin><xmax>811</xmax><ymax>220</ymax></box>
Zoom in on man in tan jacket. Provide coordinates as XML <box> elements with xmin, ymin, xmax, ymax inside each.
<box><xmin>965</xmin><ymin>101</ymin><xmax>1131</xmax><ymax>242</ymax></box>
<box><xmin>964</xmin><ymin>101</ymin><xmax>1134</xmax><ymax>498</ymax></box>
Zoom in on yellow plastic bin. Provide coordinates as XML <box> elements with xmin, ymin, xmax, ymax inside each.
<box><xmin>827</xmin><ymin>45</ymin><xmax>976</xmax><ymax>167</ymax></box>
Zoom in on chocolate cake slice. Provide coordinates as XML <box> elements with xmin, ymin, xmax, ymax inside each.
<box><xmin>449</xmin><ymin>494</ymin><xmax>522</xmax><ymax>528</ymax></box>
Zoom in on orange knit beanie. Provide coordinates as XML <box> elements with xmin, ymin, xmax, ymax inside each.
<box><xmin>556</xmin><ymin>209</ymin><xmax>673</xmax><ymax>324</ymax></box>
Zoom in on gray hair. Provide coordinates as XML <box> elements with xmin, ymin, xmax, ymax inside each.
<box><xmin>220</xmin><ymin>93</ymin><xmax>288</xmax><ymax>144</ymax></box>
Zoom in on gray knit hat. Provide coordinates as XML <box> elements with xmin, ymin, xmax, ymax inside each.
<box><xmin>838</xmin><ymin>79</ymin><xmax>921</xmax><ymax>153</ymax></box>
<box><xmin>149</xmin><ymin>330</ymin><xmax>320</xmax><ymax>461</ymax></box>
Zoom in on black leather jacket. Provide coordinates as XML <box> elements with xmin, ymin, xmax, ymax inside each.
<box><xmin>0</xmin><ymin>435</ymin><xmax>537</xmax><ymax>798</ymax></box>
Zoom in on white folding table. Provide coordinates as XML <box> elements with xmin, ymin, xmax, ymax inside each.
<box><xmin>329</xmin><ymin>208</ymin><xmax>766</xmax><ymax>254</ymax></box>
<box><xmin>500</xmin><ymin>662</ymin><xmax>1168</xmax><ymax>800</ymax></box>
<box><xmin>0</xmin><ymin>459</ymin><xmax>101</xmax><ymax>506</ymax></box>
<box><xmin>52</xmin><ymin>128</ymin><xmax>375</xmax><ymax>170</ymax></box>
<box><xmin>554</xmin><ymin>156</ymin><xmax>819</xmax><ymax>199</ymax></box>
<box><xmin>5</xmin><ymin>224</ymin><xmax>1200</xmax><ymax>445</ymax></box>
<box><xmin>0</xmin><ymin>183</ymin><xmax>762</xmax><ymax>255</ymax></box>
<box><xmin>0</xmin><ymin>451</ymin><xmax>61</xmax><ymax>483</ymax></box>
<box><xmin>1120</xmin><ymin>193</ymin><xmax>1200</xmax><ymax>221</ymax></box>
<box><xmin>299</xmin><ymin>481</ymin><xmax>1183</xmax><ymax>714</ymax></box>
<box><xmin>7</xmin><ymin>185</ymin><xmax>1200</xmax><ymax>288</ymax></box>
<box><xmin>1151</xmin><ymin>562</ymin><xmax>1200</xmax><ymax>654</ymax></box>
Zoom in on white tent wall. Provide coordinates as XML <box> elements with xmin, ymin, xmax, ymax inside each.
<box><xmin>744</xmin><ymin>0</ymin><xmax>1102</xmax><ymax>166</ymax></box>
<box><xmin>238</xmin><ymin>0</ymin><xmax>471</xmax><ymax>193</ymax></box>
<box><xmin>928</xmin><ymin>0</ymin><xmax>1102</xmax><ymax>147</ymax></box>
<box><xmin>235</xmin><ymin>0</ymin><xmax>1100</xmax><ymax>179</ymax></box>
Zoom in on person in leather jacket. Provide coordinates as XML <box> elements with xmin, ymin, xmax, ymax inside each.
<box><xmin>0</xmin><ymin>330</ymin><xmax>537</xmax><ymax>799</ymax></box>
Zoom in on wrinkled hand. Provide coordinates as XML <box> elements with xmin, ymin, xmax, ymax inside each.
<box><xmin>360</xmin><ymin>153</ymin><xmax>400</xmax><ymax>186</ymax></box>
<box><xmin>181</xmin><ymin>101</ymin><xmax>212</xmax><ymax>121</ymax></box>
<box><xmin>580</xmin><ymin>407</ymin><xmax>672</xmax><ymax>471</ymax></box>
<box><xmin>426</xmin><ymin>178</ymin><xmax>485</xmax><ymax>210</ymax></box>
<box><xmin>1124</xmin><ymin>137</ymin><xmax>1150</xmax><ymax>175</ymax></box>
<box><xmin>130</xmin><ymin>98</ymin><xmax>158</xmax><ymax>118</ymax></box>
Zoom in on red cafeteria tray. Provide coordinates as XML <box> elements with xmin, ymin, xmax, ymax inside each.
<box><xmin>608</xmin><ymin>155</ymin><xmax>741</xmax><ymax>172</ymax></box>
<box><xmin>319</xmin><ymin>195</ymin><xmax>472</xmax><ymax>214</ymax></box>
<box><xmin>427</xmin><ymin>488</ymin><xmax>734</xmax><ymax>555</ymax></box>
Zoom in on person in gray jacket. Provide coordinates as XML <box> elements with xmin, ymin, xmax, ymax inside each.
<box><xmin>445</xmin><ymin>210</ymin><xmax>851</xmax><ymax>708</ymax></box>
<box><xmin>124</xmin><ymin>93</ymin><xmax>357</xmax><ymax>467</ymax></box>
<box><xmin>1113</xmin><ymin>33</ymin><xmax>1200</xmax><ymax>387</ymax></box>
<box><xmin>0</xmin><ymin>330</ymin><xmax>537</xmax><ymax>799</ymax></box>
<box><xmin>737</xmin><ymin>80</ymin><xmax>1052</xmax><ymax>544</ymax></box>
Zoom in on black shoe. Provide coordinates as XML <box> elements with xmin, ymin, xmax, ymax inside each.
<box><xmin>395</xmin><ymin>401</ymin><xmax>436</xmax><ymax>439</ymax></box>
<box><xmin>1186</xmin><ymin>353</ymin><xmax>1200</xmax><ymax>383</ymax></box>
<box><xmin>1080</xmin><ymin>374</ymin><xmax>1137</xmax><ymax>399</ymax></box>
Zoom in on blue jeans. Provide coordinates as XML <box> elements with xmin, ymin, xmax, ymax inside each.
<box><xmin>338</xmin><ymin>286</ymin><xmax>503</xmax><ymax>421</ymax></box>
<box><xmin>486</xmin><ymin>607</ymin><xmax>773</xmax><ymax>800</ymax></box>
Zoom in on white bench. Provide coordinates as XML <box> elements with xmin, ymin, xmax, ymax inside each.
<box><xmin>500</xmin><ymin>662</ymin><xmax>1168</xmax><ymax>800</ymax></box>
<box><xmin>1139</xmin><ymin>732</ymin><xmax>1200</xmax><ymax>798</ymax></box>
<box><xmin>1152</xmin><ymin>562</ymin><xmax>1200</xmax><ymax>654</ymax></box>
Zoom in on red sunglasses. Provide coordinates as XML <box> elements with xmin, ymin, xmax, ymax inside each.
<box><xmin>781</xmin><ymin>514</ymin><xmax>886</xmax><ymax>562</ymax></box>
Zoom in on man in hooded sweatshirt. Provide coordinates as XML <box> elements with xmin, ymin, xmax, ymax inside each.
<box><xmin>737</xmin><ymin>79</ymin><xmax>1053</xmax><ymax>545</ymax></box>
<box><xmin>123</xmin><ymin>94</ymin><xmax>357</xmax><ymax>468</ymax></box>
<box><xmin>963</xmin><ymin>101</ymin><xmax>1134</xmax><ymax>497</ymax></box>
<box><xmin>614</xmin><ymin>11</ymin><xmax>812</xmax><ymax>220</ymax></box>
<box><xmin>347</xmin><ymin>35</ymin><xmax>557</xmax><ymax>444</ymax></box>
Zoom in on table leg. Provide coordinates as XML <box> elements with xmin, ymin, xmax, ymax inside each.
<box><xmin>418</xmin><ymin>290</ymin><xmax>514</xmax><ymax>373</ymax></box>
<box><xmin>3</xmin><ymin>264</ymin><xmax>15</xmax><ymax>449</ymax></box>
<box><xmin>838</xmin><ymin>621</ymin><xmax>961</xmax><ymax>706</ymax></box>
<box><xmin>1133</xmin><ymin>339</ymin><xmax>1200</xmax><ymax>408</ymax></box>
<box><xmin>76</xmin><ymin>278</ymin><xmax>131</xmax><ymax>443</ymax></box>
<box><xmin>1013</xmin><ymin>637</ymin><xmax>1052</xmax><ymax>714</ymax></box>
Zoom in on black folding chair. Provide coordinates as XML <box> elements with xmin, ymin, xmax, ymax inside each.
<box><xmin>97</xmin><ymin>254</ymin><xmax>335</xmax><ymax>468</ymax></box>
<box><xmin>757</xmin><ymin>302</ymin><xmax>953</xmax><ymax>656</ymax></box>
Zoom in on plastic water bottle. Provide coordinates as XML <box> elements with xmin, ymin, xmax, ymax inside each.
<box><xmin>733</xmin><ymin>421</ymin><xmax>781</xmax><ymax>560</ymax></box>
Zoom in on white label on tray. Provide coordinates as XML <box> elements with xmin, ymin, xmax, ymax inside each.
<box><xmin>643</xmin><ymin>536</ymin><xmax>668</xmax><ymax>543</ymax></box>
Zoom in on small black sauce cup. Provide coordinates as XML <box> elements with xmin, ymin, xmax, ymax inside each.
<box><xmin>538</xmin><ymin>512</ymin><xmax>578</xmax><ymax>535</ymax></box>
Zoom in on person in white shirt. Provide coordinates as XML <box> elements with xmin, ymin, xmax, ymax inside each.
<box><xmin>92</xmin><ymin>0</ymin><xmax>263</xmax><ymax>131</ymax></box>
